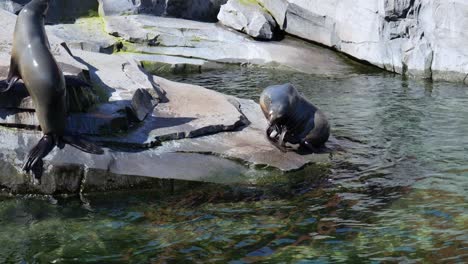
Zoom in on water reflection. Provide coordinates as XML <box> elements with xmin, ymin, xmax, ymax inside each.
<box><xmin>0</xmin><ymin>68</ymin><xmax>467</xmax><ymax>263</ymax></box>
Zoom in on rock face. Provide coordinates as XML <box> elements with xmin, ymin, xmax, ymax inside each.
<box><xmin>98</xmin><ymin>0</ymin><xmax>227</xmax><ymax>22</ymax></box>
<box><xmin>218</xmin><ymin>0</ymin><xmax>468</xmax><ymax>83</ymax></box>
<box><xmin>217</xmin><ymin>0</ymin><xmax>277</xmax><ymax>40</ymax></box>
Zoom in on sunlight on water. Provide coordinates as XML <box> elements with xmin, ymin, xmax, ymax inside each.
<box><xmin>0</xmin><ymin>67</ymin><xmax>467</xmax><ymax>263</ymax></box>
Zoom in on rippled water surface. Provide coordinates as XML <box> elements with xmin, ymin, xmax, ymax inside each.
<box><xmin>1</xmin><ymin>67</ymin><xmax>467</xmax><ymax>263</ymax></box>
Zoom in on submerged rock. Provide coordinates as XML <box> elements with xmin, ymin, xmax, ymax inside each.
<box><xmin>217</xmin><ymin>0</ymin><xmax>278</xmax><ymax>40</ymax></box>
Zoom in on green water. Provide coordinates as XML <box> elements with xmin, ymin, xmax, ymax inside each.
<box><xmin>1</xmin><ymin>67</ymin><xmax>467</xmax><ymax>263</ymax></box>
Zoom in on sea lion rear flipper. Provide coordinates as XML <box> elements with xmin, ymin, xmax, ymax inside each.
<box><xmin>65</xmin><ymin>75</ymin><xmax>91</xmax><ymax>88</ymax></box>
<box><xmin>22</xmin><ymin>135</ymin><xmax>56</xmax><ymax>181</ymax></box>
<box><xmin>62</xmin><ymin>135</ymin><xmax>104</xmax><ymax>155</ymax></box>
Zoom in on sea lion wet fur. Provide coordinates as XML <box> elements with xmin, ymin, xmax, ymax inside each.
<box><xmin>4</xmin><ymin>0</ymin><xmax>103</xmax><ymax>182</ymax></box>
<box><xmin>260</xmin><ymin>83</ymin><xmax>330</xmax><ymax>152</ymax></box>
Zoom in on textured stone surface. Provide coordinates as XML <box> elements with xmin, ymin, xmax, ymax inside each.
<box><xmin>46</xmin><ymin>17</ymin><xmax>119</xmax><ymax>53</ymax></box>
<box><xmin>103</xmin><ymin>15</ymin><xmax>357</xmax><ymax>76</ymax></box>
<box><xmin>217</xmin><ymin>0</ymin><xmax>277</xmax><ymax>39</ymax></box>
<box><xmin>224</xmin><ymin>0</ymin><xmax>468</xmax><ymax>83</ymax></box>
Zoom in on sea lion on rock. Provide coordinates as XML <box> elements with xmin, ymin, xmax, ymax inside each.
<box><xmin>3</xmin><ymin>0</ymin><xmax>103</xmax><ymax>182</ymax></box>
<box><xmin>260</xmin><ymin>83</ymin><xmax>330</xmax><ymax>152</ymax></box>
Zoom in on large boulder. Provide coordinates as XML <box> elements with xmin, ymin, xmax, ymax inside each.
<box><xmin>217</xmin><ymin>0</ymin><xmax>278</xmax><ymax>40</ymax></box>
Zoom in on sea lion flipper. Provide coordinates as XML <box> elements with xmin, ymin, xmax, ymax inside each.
<box><xmin>62</xmin><ymin>135</ymin><xmax>104</xmax><ymax>155</ymax></box>
<box><xmin>22</xmin><ymin>135</ymin><xmax>56</xmax><ymax>180</ymax></box>
<box><xmin>0</xmin><ymin>75</ymin><xmax>20</xmax><ymax>93</ymax></box>
<box><xmin>65</xmin><ymin>75</ymin><xmax>91</xmax><ymax>88</ymax></box>
<box><xmin>265</xmin><ymin>125</ymin><xmax>288</xmax><ymax>153</ymax></box>
<box><xmin>1</xmin><ymin>56</ymin><xmax>21</xmax><ymax>93</ymax></box>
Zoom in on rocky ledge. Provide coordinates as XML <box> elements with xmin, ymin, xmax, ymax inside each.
<box><xmin>0</xmin><ymin>10</ymin><xmax>337</xmax><ymax>195</ymax></box>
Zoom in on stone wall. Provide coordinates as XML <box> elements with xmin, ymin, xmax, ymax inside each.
<box><xmin>219</xmin><ymin>0</ymin><xmax>468</xmax><ymax>83</ymax></box>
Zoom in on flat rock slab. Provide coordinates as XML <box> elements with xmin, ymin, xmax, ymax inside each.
<box><xmin>113</xmin><ymin>16</ymin><xmax>356</xmax><ymax>75</ymax></box>
<box><xmin>159</xmin><ymin>98</ymin><xmax>333</xmax><ymax>172</ymax></box>
<box><xmin>95</xmin><ymin>76</ymin><xmax>246</xmax><ymax>147</ymax></box>
<box><xmin>66</xmin><ymin>49</ymin><xmax>245</xmax><ymax>147</ymax></box>
<box><xmin>69</xmin><ymin>15</ymin><xmax>358</xmax><ymax>76</ymax></box>
<box><xmin>0</xmin><ymin>96</ymin><xmax>333</xmax><ymax>194</ymax></box>
<box><xmin>46</xmin><ymin>17</ymin><xmax>119</xmax><ymax>53</ymax></box>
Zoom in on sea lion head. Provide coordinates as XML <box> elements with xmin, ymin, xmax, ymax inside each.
<box><xmin>22</xmin><ymin>0</ymin><xmax>50</xmax><ymax>17</ymax></box>
<box><xmin>260</xmin><ymin>83</ymin><xmax>296</xmax><ymax>125</ymax></box>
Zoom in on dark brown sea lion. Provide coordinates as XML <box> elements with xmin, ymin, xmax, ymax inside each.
<box><xmin>260</xmin><ymin>83</ymin><xmax>330</xmax><ymax>152</ymax></box>
<box><xmin>3</xmin><ymin>0</ymin><xmax>103</xmax><ymax>181</ymax></box>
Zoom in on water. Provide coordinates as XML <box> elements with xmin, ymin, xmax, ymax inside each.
<box><xmin>1</xmin><ymin>67</ymin><xmax>467</xmax><ymax>263</ymax></box>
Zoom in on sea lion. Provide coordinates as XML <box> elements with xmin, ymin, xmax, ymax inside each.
<box><xmin>3</xmin><ymin>0</ymin><xmax>103</xmax><ymax>181</ymax></box>
<box><xmin>259</xmin><ymin>83</ymin><xmax>330</xmax><ymax>152</ymax></box>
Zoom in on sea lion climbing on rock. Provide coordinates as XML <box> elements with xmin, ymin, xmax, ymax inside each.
<box><xmin>4</xmin><ymin>0</ymin><xmax>103</xmax><ymax>182</ymax></box>
<box><xmin>260</xmin><ymin>83</ymin><xmax>330</xmax><ymax>152</ymax></box>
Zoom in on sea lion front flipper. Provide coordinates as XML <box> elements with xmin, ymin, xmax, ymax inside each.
<box><xmin>22</xmin><ymin>135</ymin><xmax>56</xmax><ymax>181</ymax></box>
<box><xmin>65</xmin><ymin>75</ymin><xmax>92</xmax><ymax>88</ymax></box>
<box><xmin>62</xmin><ymin>135</ymin><xmax>104</xmax><ymax>155</ymax></box>
<box><xmin>265</xmin><ymin>124</ymin><xmax>288</xmax><ymax>152</ymax></box>
<box><xmin>2</xmin><ymin>57</ymin><xmax>21</xmax><ymax>93</ymax></box>
<box><xmin>0</xmin><ymin>75</ymin><xmax>19</xmax><ymax>93</ymax></box>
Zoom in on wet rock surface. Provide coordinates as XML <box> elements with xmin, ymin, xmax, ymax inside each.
<box><xmin>0</xmin><ymin>9</ymin><xmax>334</xmax><ymax>194</ymax></box>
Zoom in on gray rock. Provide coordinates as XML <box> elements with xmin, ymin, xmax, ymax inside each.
<box><xmin>129</xmin><ymin>88</ymin><xmax>158</xmax><ymax>122</ymax></box>
<box><xmin>46</xmin><ymin>17</ymin><xmax>119</xmax><ymax>54</ymax></box>
<box><xmin>281</xmin><ymin>0</ymin><xmax>468</xmax><ymax>82</ymax></box>
<box><xmin>217</xmin><ymin>0</ymin><xmax>277</xmax><ymax>40</ymax></box>
<box><xmin>102</xmin><ymin>15</ymin><xmax>357</xmax><ymax>76</ymax></box>
<box><xmin>257</xmin><ymin>0</ymin><xmax>288</xmax><ymax>29</ymax></box>
<box><xmin>212</xmin><ymin>0</ymin><xmax>468</xmax><ymax>83</ymax></box>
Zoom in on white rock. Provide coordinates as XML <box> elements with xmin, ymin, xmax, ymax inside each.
<box><xmin>282</xmin><ymin>0</ymin><xmax>468</xmax><ymax>82</ymax></box>
<box><xmin>217</xmin><ymin>0</ymin><xmax>277</xmax><ymax>40</ymax></box>
<box><xmin>103</xmin><ymin>15</ymin><xmax>357</xmax><ymax>76</ymax></box>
